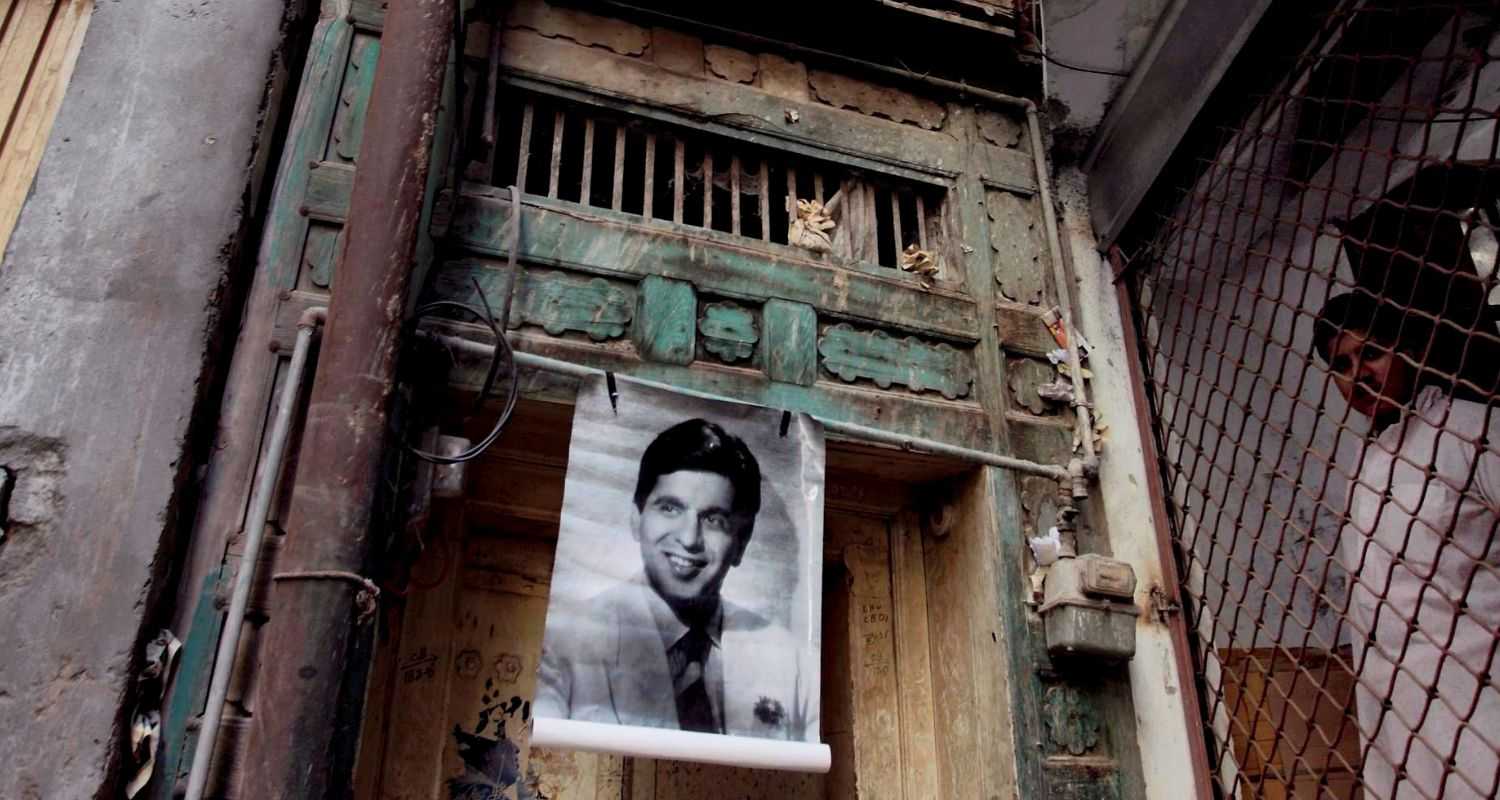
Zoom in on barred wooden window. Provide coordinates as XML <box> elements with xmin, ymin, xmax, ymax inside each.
<box><xmin>482</xmin><ymin>90</ymin><xmax>951</xmax><ymax>273</ymax></box>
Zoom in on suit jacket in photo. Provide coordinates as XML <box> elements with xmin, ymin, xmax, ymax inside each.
<box><xmin>534</xmin><ymin>577</ymin><xmax>818</xmax><ymax>741</ymax></box>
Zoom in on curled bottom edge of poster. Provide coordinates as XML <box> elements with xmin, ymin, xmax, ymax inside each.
<box><xmin>531</xmin><ymin>717</ymin><xmax>832</xmax><ymax>773</ymax></box>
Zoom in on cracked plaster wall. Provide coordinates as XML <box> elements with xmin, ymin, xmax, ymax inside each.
<box><xmin>0</xmin><ymin>1</ymin><xmax>295</xmax><ymax>796</ymax></box>
<box><xmin>1042</xmin><ymin>0</ymin><xmax>1172</xmax><ymax>160</ymax></box>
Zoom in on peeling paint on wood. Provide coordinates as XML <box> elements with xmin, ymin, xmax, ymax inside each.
<box><xmin>437</xmin><ymin>192</ymin><xmax>983</xmax><ymax>342</ymax></box>
<box><xmin>518</xmin><ymin>270</ymin><xmax>635</xmax><ymax>341</ymax></box>
<box><xmin>819</xmin><ymin>323</ymin><xmax>975</xmax><ymax>400</ymax></box>
<box><xmin>1006</xmin><ymin>355</ymin><xmax>1059</xmax><ymax>416</ymax></box>
<box><xmin>808</xmin><ymin>69</ymin><xmax>948</xmax><ymax>131</ymax></box>
<box><xmin>301</xmin><ymin>223</ymin><xmax>340</xmax><ymax>289</ymax></box>
<box><xmin>978</xmin><ymin>109</ymin><xmax>1025</xmax><ymax>150</ymax></box>
<box><xmin>499</xmin><ymin>32</ymin><xmax>968</xmax><ymax>183</ymax></box>
<box><xmin>698</xmin><ymin>300</ymin><xmax>758</xmax><ymax>363</ymax></box>
<box><xmin>348</xmin><ymin>0</ymin><xmax>389</xmax><ymax>31</ymax></box>
<box><xmin>332</xmin><ymin>36</ymin><xmax>380</xmax><ymax>162</ymax></box>
<box><xmin>428</xmin><ymin>261</ymin><xmax>634</xmax><ymax>341</ymax></box>
<box><xmin>997</xmin><ymin>305</ymin><xmax>1060</xmax><ymax>356</ymax></box>
<box><xmin>506</xmin><ymin>1</ymin><xmax>649</xmax><ymax>57</ymax></box>
<box><xmin>634</xmin><ymin>275</ymin><xmax>696</xmax><ymax>365</ymax></box>
<box><xmin>267</xmin><ymin>19</ymin><xmax>353</xmax><ymax>289</ymax></box>
<box><xmin>498</xmin><ymin>328</ymin><xmax>994</xmax><ymax>448</ymax></box>
<box><xmin>763</xmin><ymin>299</ymin><xmax>818</xmax><ymax>386</ymax></box>
<box><xmin>1006</xmin><ymin>413</ymin><xmax>1074</xmax><ymax>467</ymax></box>
<box><xmin>987</xmin><ymin>188</ymin><xmax>1047</xmax><ymax>305</ymax></box>
<box><xmin>649</xmin><ymin>26</ymin><xmax>704</xmax><ymax>76</ymax></box>
<box><xmin>705</xmin><ymin>44</ymin><xmax>757</xmax><ymax>84</ymax></box>
<box><xmin>1043</xmin><ymin>685</ymin><xmax>1103</xmax><ymax>757</ymax></box>
<box><xmin>758</xmin><ymin>52</ymin><xmax>810</xmax><ymax>101</ymax></box>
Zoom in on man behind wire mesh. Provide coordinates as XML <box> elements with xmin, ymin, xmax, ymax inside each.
<box><xmin>1314</xmin><ymin>291</ymin><xmax>1500</xmax><ymax>799</ymax></box>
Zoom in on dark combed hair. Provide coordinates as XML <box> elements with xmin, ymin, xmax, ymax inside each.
<box><xmin>1312</xmin><ymin>291</ymin><xmax>1434</xmax><ymax>364</ymax></box>
<box><xmin>632</xmin><ymin>418</ymin><xmax>762</xmax><ymax>521</ymax></box>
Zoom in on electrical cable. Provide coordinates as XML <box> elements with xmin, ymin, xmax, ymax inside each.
<box><xmin>1041</xmin><ymin>50</ymin><xmax>1133</xmax><ymax>77</ymax></box>
<box><xmin>404</xmin><ymin>295</ymin><xmax>519</xmax><ymax>464</ymax></box>
<box><xmin>1035</xmin><ymin>0</ymin><xmax>1132</xmax><ymax>79</ymax></box>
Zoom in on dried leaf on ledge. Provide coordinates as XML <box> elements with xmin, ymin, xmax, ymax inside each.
<box><xmin>900</xmin><ymin>243</ymin><xmax>939</xmax><ymax>290</ymax></box>
<box><xmin>788</xmin><ymin>198</ymin><xmax>836</xmax><ymax>253</ymax></box>
<box><xmin>900</xmin><ymin>243</ymin><xmax>939</xmax><ymax>275</ymax></box>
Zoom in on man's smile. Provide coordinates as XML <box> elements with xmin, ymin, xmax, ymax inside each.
<box><xmin>665</xmin><ymin>553</ymin><xmax>707</xmax><ymax>578</ymax></box>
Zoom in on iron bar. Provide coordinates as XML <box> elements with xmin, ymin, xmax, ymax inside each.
<box><xmin>240</xmin><ymin>0</ymin><xmax>456</xmax><ymax>795</ymax></box>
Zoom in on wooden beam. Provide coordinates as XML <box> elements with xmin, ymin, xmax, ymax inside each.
<box><xmin>892</xmin><ymin>510</ymin><xmax>941</xmax><ymax>800</ymax></box>
<box><xmin>0</xmin><ymin>0</ymin><xmax>92</xmax><ymax>257</ymax></box>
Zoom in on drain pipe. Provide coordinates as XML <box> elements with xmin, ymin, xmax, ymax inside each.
<box><xmin>183</xmin><ymin>306</ymin><xmax>326</xmax><ymax>800</ymax></box>
<box><xmin>1025</xmin><ymin>105</ymin><xmax>1099</xmax><ymax>476</ymax></box>
<box><xmin>240</xmin><ymin>0</ymin><xmax>457</xmax><ymax>795</ymax></box>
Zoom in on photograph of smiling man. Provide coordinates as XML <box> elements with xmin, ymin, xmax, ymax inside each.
<box><xmin>533</xmin><ymin>375</ymin><xmax>827</xmax><ymax>769</ymax></box>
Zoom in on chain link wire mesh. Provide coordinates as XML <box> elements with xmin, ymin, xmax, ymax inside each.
<box><xmin>1122</xmin><ymin>1</ymin><xmax>1500</xmax><ymax>797</ymax></box>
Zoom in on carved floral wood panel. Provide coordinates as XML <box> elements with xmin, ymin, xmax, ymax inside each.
<box><xmin>818</xmin><ymin>323</ymin><xmax>975</xmax><ymax>400</ymax></box>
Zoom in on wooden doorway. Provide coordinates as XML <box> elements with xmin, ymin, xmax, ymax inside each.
<box><xmin>353</xmin><ymin>398</ymin><xmax>1009</xmax><ymax>799</ymax></box>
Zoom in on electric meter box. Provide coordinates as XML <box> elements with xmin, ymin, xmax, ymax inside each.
<box><xmin>1040</xmin><ymin>554</ymin><xmax>1140</xmax><ymax>661</ymax></box>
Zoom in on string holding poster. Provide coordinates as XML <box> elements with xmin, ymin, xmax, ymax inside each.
<box><xmin>532</xmin><ymin>375</ymin><xmax>830</xmax><ymax>773</ymax></box>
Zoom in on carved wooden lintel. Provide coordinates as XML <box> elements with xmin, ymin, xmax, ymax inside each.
<box><xmin>514</xmin><ymin>270</ymin><xmax>633</xmax><ymax>341</ymax></box>
<box><xmin>1042</xmin><ymin>684</ymin><xmax>1102</xmax><ymax>756</ymax></box>
<box><xmin>698</xmin><ymin>300</ymin><xmax>759</xmax><ymax>364</ymax></box>
<box><xmin>1007</xmin><ymin>355</ymin><xmax>1059</xmax><ymax>416</ymax></box>
<box><xmin>987</xmin><ymin>189</ymin><xmax>1046</xmax><ymax>306</ymax></box>
<box><xmin>818</xmin><ymin>323</ymin><xmax>974</xmax><ymax>400</ymax></box>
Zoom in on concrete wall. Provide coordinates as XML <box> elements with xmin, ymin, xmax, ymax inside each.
<box><xmin>0</xmin><ymin>1</ymin><xmax>299</xmax><ymax>796</ymax></box>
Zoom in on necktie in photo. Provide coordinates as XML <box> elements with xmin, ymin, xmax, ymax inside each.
<box><xmin>668</xmin><ymin>625</ymin><xmax>716</xmax><ymax>733</ymax></box>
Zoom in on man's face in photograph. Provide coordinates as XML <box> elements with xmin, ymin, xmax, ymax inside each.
<box><xmin>632</xmin><ymin>469</ymin><xmax>750</xmax><ymax>610</ymax></box>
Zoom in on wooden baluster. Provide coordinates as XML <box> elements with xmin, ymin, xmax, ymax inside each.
<box><xmin>758</xmin><ymin>160</ymin><xmax>771</xmax><ymax>241</ymax></box>
<box><xmin>702</xmin><ymin>149</ymin><xmax>714</xmax><ymax>229</ymax></box>
<box><xmin>547</xmin><ymin>108</ymin><xmax>564</xmax><ymax>199</ymax></box>
<box><xmin>673</xmin><ymin>139</ymin><xmax>685</xmax><ymax>224</ymax></box>
<box><xmin>643</xmin><ymin>132</ymin><xmax>656</xmax><ymax>218</ymax></box>
<box><xmin>730</xmin><ymin>155</ymin><xmax>742</xmax><ymax>236</ymax></box>
<box><xmin>915</xmin><ymin>193</ymin><xmax>929</xmax><ymax>250</ymax></box>
<box><xmin>514</xmin><ymin>103</ymin><xmax>534</xmax><ymax>194</ymax></box>
<box><xmin>612</xmin><ymin>125</ymin><xmax>626</xmax><ymax>211</ymax></box>
<box><xmin>890</xmin><ymin>189</ymin><xmax>903</xmax><ymax>265</ymax></box>
<box><xmin>580</xmin><ymin>118</ymin><xmax>595</xmax><ymax>206</ymax></box>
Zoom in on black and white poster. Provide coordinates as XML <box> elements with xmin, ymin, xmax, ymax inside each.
<box><xmin>531</xmin><ymin>375</ymin><xmax>829</xmax><ymax>772</ymax></box>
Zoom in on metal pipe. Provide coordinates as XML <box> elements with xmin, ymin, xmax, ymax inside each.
<box><xmin>1026</xmin><ymin>106</ymin><xmax>1098</xmax><ymax>473</ymax></box>
<box><xmin>241</xmin><ymin>0</ymin><xmax>456</xmax><ymax>795</ymax></box>
<box><xmin>421</xmin><ymin>330</ymin><xmax>1072</xmax><ymax>481</ymax></box>
<box><xmin>183</xmin><ymin>306</ymin><xmax>326</xmax><ymax>800</ymax></box>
